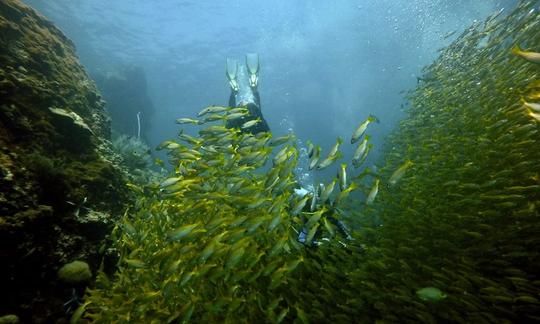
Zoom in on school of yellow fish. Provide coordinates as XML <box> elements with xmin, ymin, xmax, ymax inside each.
<box><xmin>78</xmin><ymin>2</ymin><xmax>540</xmax><ymax>322</ymax></box>
<box><xmin>78</xmin><ymin>97</ymin><xmax>381</xmax><ymax>322</ymax></box>
<box><xmin>355</xmin><ymin>1</ymin><xmax>540</xmax><ymax>322</ymax></box>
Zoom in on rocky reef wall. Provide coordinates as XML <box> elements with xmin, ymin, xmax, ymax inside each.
<box><xmin>92</xmin><ymin>66</ymin><xmax>155</xmax><ymax>142</ymax></box>
<box><xmin>0</xmin><ymin>0</ymin><xmax>129</xmax><ymax>321</ymax></box>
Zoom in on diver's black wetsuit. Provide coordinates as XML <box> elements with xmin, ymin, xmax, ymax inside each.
<box><xmin>226</xmin><ymin>87</ymin><xmax>270</xmax><ymax>134</ymax></box>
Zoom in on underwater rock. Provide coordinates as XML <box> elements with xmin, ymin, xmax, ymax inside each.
<box><xmin>48</xmin><ymin>107</ymin><xmax>93</xmax><ymax>135</ymax></box>
<box><xmin>0</xmin><ymin>315</ymin><xmax>20</xmax><ymax>324</ymax></box>
<box><xmin>57</xmin><ymin>260</ymin><xmax>92</xmax><ymax>284</ymax></box>
<box><xmin>0</xmin><ymin>0</ymin><xmax>131</xmax><ymax>322</ymax></box>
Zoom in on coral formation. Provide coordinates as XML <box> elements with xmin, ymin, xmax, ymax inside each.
<box><xmin>112</xmin><ymin>135</ymin><xmax>152</xmax><ymax>171</ymax></box>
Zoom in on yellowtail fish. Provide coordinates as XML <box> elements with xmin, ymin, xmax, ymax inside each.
<box><xmin>337</xmin><ymin>163</ymin><xmax>347</xmax><ymax>191</ymax></box>
<box><xmin>227</xmin><ymin>107</ymin><xmax>248</xmax><ymax>114</ymax></box>
<box><xmin>167</xmin><ymin>223</ymin><xmax>200</xmax><ymax>241</ymax></box>
<box><xmin>310</xmin><ymin>185</ymin><xmax>318</xmax><ymax>211</ymax></box>
<box><xmin>351</xmin><ymin>115</ymin><xmax>377</xmax><ymax>144</ymax></box>
<box><xmin>320</xmin><ymin>179</ymin><xmax>337</xmax><ymax>203</ymax></box>
<box><xmin>284</xmin><ymin>256</ymin><xmax>304</xmax><ymax>273</ymax></box>
<box><xmin>267</xmin><ymin>213</ymin><xmax>282</xmax><ymax>231</ymax></box>
<box><xmin>522</xmin><ymin>99</ymin><xmax>540</xmax><ymax>112</ymax></box>
<box><xmin>527</xmin><ymin>110</ymin><xmax>540</xmax><ymax>122</ymax></box>
<box><xmin>322</xmin><ymin>217</ymin><xmax>335</xmax><ymax>237</ymax></box>
<box><xmin>70</xmin><ymin>302</ymin><xmax>91</xmax><ymax>324</ymax></box>
<box><xmin>176</xmin><ymin>152</ymin><xmax>200</xmax><ymax>160</ymax></box>
<box><xmin>200</xmin><ymin>145</ymin><xmax>218</xmax><ymax>153</ymax></box>
<box><xmin>416</xmin><ymin>287</ymin><xmax>447</xmax><ymax>301</ymax></box>
<box><xmin>269</xmin><ymin>134</ymin><xmax>295</xmax><ymax>146</ymax></box>
<box><xmin>306</xmin><ymin>140</ymin><xmax>314</xmax><ymax>158</ymax></box>
<box><xmin>156</xmin><ymin>140</ymin><xmax>181</xmax><ymax>150</ymax></box>
<box><xmin>225</xmin><ymin>247</ymin><xmax>246</xmax><ymax>269</ymax></box>
<box><xmin>178</xmin><ymin>133</ymin><xmax>201</xmax><ymax>145</ymax></box>
<box><xmin>366</xmin><ymin>179</ymin><xmax>380</xmax><ymax>205</ymax></box>
<box><xmin>316</xmin><ymin>138</ymin><xmax>343</xmax><ymax>170</ymax></box>
<box><xmin>241</xmin><ymin>118</ymin><xmax>261</xmax><ymax>129</ymax></box>
<box><xmin>389</xmin><ymin>160</ymin><xmax>413</xmax><ymax>186</ymax></box>
<box><xmin>159</xmin><ymin>177</ymin><xmax>182</xmax><ymax>188</ymax></box>
<box><xmin>203</xmin><ymin>114</ymin><xmax>227</xmax><ymax>123</ymax></box>
<box><xmin>124</xmin><ymin>258</ymin><xmax>145</xmax><ymax>268</ymax></box>
<box><xmin>199</xmin><ymin>125</ymin><xmax>230</xmax><ymax>135</ymax></box>
<box><xmin>353</xmin><ymin>143</ymin><xmax>372</xmax><ymax>168</ymax></box>
<box><xmin>304</xmin><ymin>207</ymin><xmax>326</xmax><ymax>229</ymax></box>
<box><xmin>353</xmin><ymin>135</ymin><xmax>369</xmax><ymax>161</ymax></box>
<box><xmin>175</xmin><ymin>117</ymin><xmax>200</xmax><ymax>125</ymax></box>
<box><xmin>308</xmin><ymin>146</ymin><xmax>321</xmax><ymax>170</ymax></box>
<box><xmin>305</xmin><ymin>223</ymin><xmax>320</xmax><ymax>245</ymax></box>
<box><xmin>253</xmin><ymin>134</ymin><xmax>271</xmax><ymax>148</ymax></box>
<box><xmin>199</xmin><ymin>240</ymin><xmax>219</xmax><ymax>263</ymax></box>
<box><xmin>328</xmin><ymin>137</ymin><xmax>343</xmax><ymax>158</ymax></box>
<box><xmin>512</xmin><ymin>44</ymin><xmax>540</xmax><ymax>64</ymax></box>
<box><xmin>197</xmin><ymin>105</ymin><xmax>228</xmax><ymax>116</ymax></box>
<box><xmin>334</xmin><ymin>181</ymin><xmax>357</xmax><ymax>205</ymax></box>
<box><xmin>226</xmin><ymin>112</ymin><xmax>248</xmax><ymax>120</ymax></box>
<box><xmin>316</xmin><ymin>151</ymin><xmax>342</xmax><ymax>171</ymax></box>
<box><xmin>273</xmin><ymin>147</ymin><xmax>293</xmax><ymax>165</ymax></box>
<box><xmin>291</xmin><ymin>194</ymin><xmax>311</xmax><ymax>215</ymax></box>
<box><xmin>276</xmin><ymin>308</ymin><xmax>289</xmax><ymax>323</ymax></box>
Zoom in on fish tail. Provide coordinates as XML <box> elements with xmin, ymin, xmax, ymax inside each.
<box><xmin>511</xmin><ymin>44</ymin><xmax>522</xmax><ymax>56</ymax></box>
<box><xmin>369</xmin><ymin>114</ymin><xmax>380</xmax><ymax>123</ymax></box>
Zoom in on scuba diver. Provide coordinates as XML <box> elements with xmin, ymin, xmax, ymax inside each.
<box><xmin>225</xmin><ymin>54</ymin><xmax>270</xmax><ymax>134</ymax></box>
<box><xmin>225</xmin><ymin>55</ymin><xmax>353</xmax><ymax>248</ymax></box>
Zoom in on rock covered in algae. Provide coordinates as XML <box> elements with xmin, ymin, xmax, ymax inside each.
<box><xmin>0</xmin><ymin>0</ymin><xmax>130</xmax><ymax>322</ymax></box>
<box><xmin>0</xmin><ymin>315</ymin><xmax>19</xmax><ymax>324</ymax></box>
<box><xmin>57</xmin><ymin>260</ymin><xmax>92</xmax><ymax>284</ymax></box>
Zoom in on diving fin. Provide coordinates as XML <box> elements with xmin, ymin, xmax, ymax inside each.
<box><xmin>226</xmin><ymin>58</ymin><xmax>239</xmax><ymax>91</ymax></box>
<box><xmin>245</xmin><ymin>53</ymin><xmax>259</xmax><ymax>87</ymax></box>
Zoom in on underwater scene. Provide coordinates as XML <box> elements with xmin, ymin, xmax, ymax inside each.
<box><xmin>1</xmin><ymin>0</ymin><xmax>539</xmax><ymax>322</ymax></box>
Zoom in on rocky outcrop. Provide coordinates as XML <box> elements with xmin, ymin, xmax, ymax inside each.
<box><xmin>93</xmin><ymin>65</ymin><xmax>155</xmax><ymax>141</ymax></box>
<box><xmin>0</xmin><ymin>0</ymin><xmax>130</xmax><ymax>322</ymax></box>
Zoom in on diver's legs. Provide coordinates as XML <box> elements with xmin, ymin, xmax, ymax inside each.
<box><xmin>228</xmin><ymin>90</ymin><xmax>237</xmax><ymax>107</ymax></box>
<box><xmin>226</xmin><ymin>58</ymin><xmax>239</xmax><ymax>92</ymax></box>
<box><xmin>245</xmin><ymin>53</ymin><xmax>259</xmax><ymax>88</ymax></box>
<box><xmin>252</xmin><ymin>86</ymin><xmax>261</xmax><ymax>108</ymax></box>
<box><xmin>327</xmin><ymin>215</ymin><xmax>353</xmax><ymax>241</ymax></box>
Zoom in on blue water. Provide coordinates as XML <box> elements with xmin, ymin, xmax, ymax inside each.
<box><xmin>25</xmin><ymin>0</ymin><xmax>516</xmax><ymax>181</ymax></box>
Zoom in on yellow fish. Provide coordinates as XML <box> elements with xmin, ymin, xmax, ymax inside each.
<box><xmin>512</xmin><ymin>44</ymin><xmax>540</xmax><ymax>64</ymax></box>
